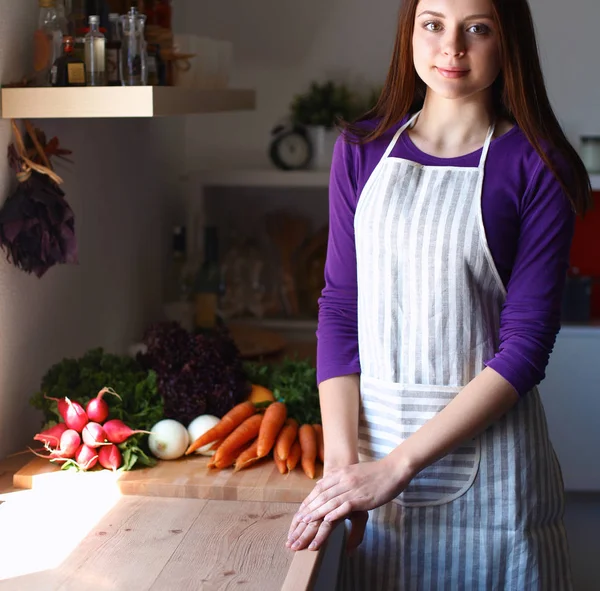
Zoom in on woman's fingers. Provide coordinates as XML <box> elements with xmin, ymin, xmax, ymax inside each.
<box><xmin>302</xmin><ymin>489</ymin><xmax>353</xmax><ymax>523</ymax></box>
<box><xmin>287</xmin><ymin>519</ymin><xmax>310</xmax><ymax>546</ymax></box>
<box><xmin>306</xmin><ymin>519</ymin><xmax>336</xmax><ymax>551</ymax></box>
<box><xmin>287</xmin><ymin>520</ymin><xmax>322</xmax><ymax>551</ymax></box>
<box><xmin>297</xmin><ymin>475</ymin><xmax>337</xmax><ymax>516</ymax></box>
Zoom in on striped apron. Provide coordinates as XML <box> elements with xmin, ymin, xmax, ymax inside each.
<box><xmin>339</xmin><ymin>113</ymin><xmax>573</xmax><ymax>590</ymax></box>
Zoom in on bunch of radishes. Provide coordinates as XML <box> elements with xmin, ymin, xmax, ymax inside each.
<box><xmin>31</xmin><ymin>387</ymin><xmax>149</xmax><ymax>472</ymax></box>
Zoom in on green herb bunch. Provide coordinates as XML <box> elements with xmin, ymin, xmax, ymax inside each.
<box><xmin>244</xmin><ymin>357</ymin><xmax>321</xmax><ymax>425</ymax></box>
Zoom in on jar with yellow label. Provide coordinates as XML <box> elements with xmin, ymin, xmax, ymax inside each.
<box><xmin>51</xmin><ymin>36</ymin><xmax>86</xmax><ymax>87</ymax></box>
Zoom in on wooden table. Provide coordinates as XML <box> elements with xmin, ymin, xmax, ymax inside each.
<box><xmin>0</xmin><ymin>454</ymin><xmax>343</xmax><ymax>591</ymax></box>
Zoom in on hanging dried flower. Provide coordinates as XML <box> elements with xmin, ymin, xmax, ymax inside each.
<box><xmin>0</xmin><ymin>120</ymin><xmax>78</xmax><ymax>278</ymax></box>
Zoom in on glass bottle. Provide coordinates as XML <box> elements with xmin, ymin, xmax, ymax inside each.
<box><xmin>51</xmin><ymin>35</ymin><xmax>86</xmax><ymax>86</ymax></box>
<box><xmin>120</xmin><ymin>7</ymin><xmax>147</xmax><ymax>86</ymax></box>
<box><xmin>33</xmin><ymin>0</ymin><xmax>64</xmax><ymax>87</ymax></box>
<box><xmin>194</xmin><ymin>226</ymin><xmax>222</xmax><ymax>330</ymax></box>
<box><xmin>106</xmin><ymin>13</ymin><xmax>122</xmax><ymax>86</ymax></box>
<box><xmin>84</xmin><ymin>15</ymin><xmax>106</xmax><ymax>85</ymax></box>
<box><xmin>55</xmin><ymin>0</ymin><xmax>69</xmax><ymax>33</ymax></box>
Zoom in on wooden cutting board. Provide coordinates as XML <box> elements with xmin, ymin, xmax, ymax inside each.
<box><xmin>13</xmin><ymin>455</ymin><xmax>322</xmax><ymax>503</ymax></box>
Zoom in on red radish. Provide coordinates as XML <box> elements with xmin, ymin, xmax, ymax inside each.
<box><xmin>85</xmin><ymin>387</ymin><xmax>122</xmax><ymax>424</ymax></box>
<box><xmin>28</xmin><ymin>429</ymin><xmax>81</xmax><ymax>463</ymax></box>
<box><xmin>75</xmin><ymin>444</ymin><xmax>98</xmax><ymax>470</ymax></box>
<box><xmin>82</xmin><ymin>422</ymin><xmax>110</xmax><ymax>448</ymax></box>
<box><xmin>56</xmin><ymin>429</ymin><xmax>81</xmax><ymax>459</ymax></box>
<box><xmin>63</xmin><ymin>397</ymin><xmax>89</xmax><ymax>432</ymax></box>
<box><xmin>34</xmin><ymin>423</ymin><xmax>68</xmax><ymax>446</ymax></box>
<box><xmin>43</xmin><ymin>393</ymin><xmax>69</xmax><ymax>419</ymax></box>
<box><xmin>103</xmin><ymin>419</ymin><xmax>151</xmax><ymax>444</ymax></box>
<box><xmin>98</xmin><ymin>444</ymin><xmax>123</xmax><ymax>471</ymax></box>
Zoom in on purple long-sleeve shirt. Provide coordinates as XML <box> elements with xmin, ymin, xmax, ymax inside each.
<box><xmin>316</xmin><ymin>116</ymin><xmax>576</xmax><ymax>396</ymax></box>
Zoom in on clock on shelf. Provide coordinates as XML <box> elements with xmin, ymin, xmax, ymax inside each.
<box><xmin>269</xmin><ymin>122</ymin><xmax>312</xmax><ymax>171</ymax></box>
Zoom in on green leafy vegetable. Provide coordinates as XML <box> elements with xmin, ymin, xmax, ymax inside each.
<box><xmin>244</xmin><ymin>357</ymin><xmax>321</xmax><ymax>425</ymax></box>
<box><xmin>30</xmin><ymin>348</ymin><xmax>164</xmax><ymax>470</ymax></box>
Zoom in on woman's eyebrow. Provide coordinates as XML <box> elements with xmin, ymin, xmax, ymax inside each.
<box><xmin>417</xmin><ymin>10</ymin><xmax>494</xmax><ymax>20</ymax></box>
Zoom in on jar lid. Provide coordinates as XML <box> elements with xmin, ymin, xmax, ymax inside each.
<box><xmin>89</xmin><ymin>15</ymin><xmax>100</xmax><ymax>24</ymax></box>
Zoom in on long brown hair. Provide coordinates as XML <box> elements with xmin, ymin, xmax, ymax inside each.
<box><xmin>343</xmin><ymin>0</ymin><xmax>591</xmax><ymax>215</ymax></box>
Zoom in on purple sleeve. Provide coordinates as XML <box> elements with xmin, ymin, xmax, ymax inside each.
<box><xmin>316</xmin><ymin>136</ymin><xmax>361</xmax><ymax>385</ymax></box>
<box><xmin>485</xmin><ymin>157</ymin><xmax>576</xmax><ymax>395</ymax></box>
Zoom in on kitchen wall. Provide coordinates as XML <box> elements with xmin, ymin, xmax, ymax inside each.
<box><xmin>0</xmin><ymin>1</ymin><xmax>185</xmax><ymax>460</ymax></box>
<box><xmin>176</xmin><ymin>0</ymin><xmax>600</xmax><ymax>170</ymax></box>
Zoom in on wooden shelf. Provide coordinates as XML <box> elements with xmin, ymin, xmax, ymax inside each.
<box><xmin>198</xmin><ymin>168</ymin><xmax>330</xmax><ymax>188</ymax></box>
<box><xmin>0</xmin><ymin>86</ymin><xmax>256</xmax><ymax>119</ymax></box>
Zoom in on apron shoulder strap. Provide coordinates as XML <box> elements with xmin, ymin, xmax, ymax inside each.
<box><xmin>381</xmin><ymin>111</ymin><xmax>421</xmax><ymax>161</ymax></box>
<box><xmin>478</xmin><ymin>122</ymin><xmax>496</xmax><ymax>169</ymax></box>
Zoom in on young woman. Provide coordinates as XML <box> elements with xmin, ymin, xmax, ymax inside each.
<box><xmin>286</xmin><ymin>0</ymin><xmax>591</xmax><ymax>589</ymax></box>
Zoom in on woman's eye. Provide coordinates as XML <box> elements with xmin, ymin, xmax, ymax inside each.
<box><xmin>467</xmin><ymin>24</ymin><xmax>490</xmax><ymax>35</ymax></box>
<box><xmin>424</xmin><ymin>21</ymin><xmax>442</xmax><ymax>32</ymax></box>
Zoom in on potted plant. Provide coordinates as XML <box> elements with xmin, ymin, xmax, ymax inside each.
<box><xmin>290</xmin><ymin>81</ymin><xmax>359</xmax><ymax>169</ymax></box>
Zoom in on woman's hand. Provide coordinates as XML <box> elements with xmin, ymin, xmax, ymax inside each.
<box><xmin>286</xmin><ymin>511</ymin><xmax>369</xmax><ymax>552</ymax></box>
<box><xmin>287</xmin><ymin>456</ymin><xmax>412</xmax><ymax>548</ymax></box>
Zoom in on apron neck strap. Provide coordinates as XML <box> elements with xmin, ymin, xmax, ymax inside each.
<box><xmin>478</xmin><ymin>122</ymin><xmax>496</xmax><ymax>169</ymax></box>
<box><xmin>381</xmin><ymin>111</ymin><xmax>421</xmax><ymax>160</ymax></box>
<box><xmin>382</xmin><ymin>110</ymin><xmax>496</xmax><ymax>168</ymax></box>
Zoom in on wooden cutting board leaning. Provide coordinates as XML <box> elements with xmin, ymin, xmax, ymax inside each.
<box><xmin>12</xmin><ymin>454</ymin><xmax>322</xmax><ymax>502</ymax></box>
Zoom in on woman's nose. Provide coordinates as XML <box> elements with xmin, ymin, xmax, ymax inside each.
<box><xmin>443</xmin><ymin>31</ymin><xmax>466</xmax><ymax>58</ymax></box>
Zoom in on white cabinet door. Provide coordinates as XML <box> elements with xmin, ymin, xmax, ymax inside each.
<box><xmin>538</xmin><ymin>326</ymin><xmax>600</xmax><ymax>491</ymax></box>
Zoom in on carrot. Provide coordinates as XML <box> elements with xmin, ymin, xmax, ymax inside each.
<box><xmin>185</xmin><ymin>401</ymin><xmax>256</xmax><ymax>455</ymax></box>
<box><xmin>286</xmin><ymin>440</ymin><xmax>302</xmax><ymax>472</ymax></box>
<box><xmin>274</xmin><ymin>452</ymin><xmax>288</xmax><ymax>475</ymax></box>
<box><xmin>256</xmin><ymin>402</ymin><xmax>287</xmax><ymax>458</ymax></box>
<box><xmin>312</xmin><ymin>424</ymin><xmax>325</xmax><ymax>464</ymax></box>
<box><xmin>298</xmin><ymin>424</ymin><xmax>318</xmax><ymax>479</ymax></box>
<box><xmin>213</xmin><ymin>414</ymin><xmax>263</xmax><ymax>469</ymax></box>
<box><xmin>234</xmin><ymin>439</ymin><xmax>261</xmax><ymax>472</ymax></box>
<box><xmin>274</xmin><ymin>418</ymin><xmax>298</xmax><ymax>462</ymax></box>
<box><xmin>210</xmin><ymin>438</ymin><xmax>223</xmax><ymax>451</ymax></box>
<box><xmin>210</xmin><ymin>440</ymin><xmax>252</xmax><ymax>470</ymax></box>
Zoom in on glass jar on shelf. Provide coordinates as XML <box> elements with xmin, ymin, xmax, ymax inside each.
<box><xmin>34</xmin><ymin>0</ymin><xmax>64</xmax><ymax>87</ymax></box>
<box><xmin>120</xmin><ymin>6</ymin><xmax>147</xmax><ymax>85</ymax></box>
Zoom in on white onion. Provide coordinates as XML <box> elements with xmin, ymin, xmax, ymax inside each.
<box><xmin>148</xmin><ymin>419</ymin><xmax>189</xmax><ymax>460</ymax></box>
<box><xmin>187</xmin><ymin>415</ymin><xmax>220</xmax><ymax>456</ymax></box>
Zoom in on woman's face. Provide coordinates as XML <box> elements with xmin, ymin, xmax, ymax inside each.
<box><xmin>412</xmin><ymin>0</ymin><xmax>501</xmax><ymax>101</ymax></box>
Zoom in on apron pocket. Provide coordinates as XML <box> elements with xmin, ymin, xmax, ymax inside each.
<box><xmin>358</xmin><ymin>376</ymin><xmax>480</xmax><ymax>507</ymax></box>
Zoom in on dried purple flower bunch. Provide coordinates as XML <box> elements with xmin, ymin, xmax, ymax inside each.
<box><xmin>0</xmin><ymin>120</ymin><xmax>77</xmax><ymax>277</ymax></box>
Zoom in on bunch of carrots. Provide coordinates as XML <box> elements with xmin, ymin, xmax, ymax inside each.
<box><xmin>185</xmin><ymin>400</ymin><xmax>325</xmax><ymax>479</ymax></box>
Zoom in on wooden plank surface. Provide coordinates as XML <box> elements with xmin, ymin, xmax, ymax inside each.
<box><xmin>0</xmin><ymin>455</ymin><xmax>332</xmax><ymax>591</ymax></box>
<box><xmin>13</xmin><ymin>455</ymin><xmax>322</xmax><ymax>504</ymax></box>
<box><xmin>0</xmin><ymin>495</ymin><xmax>303</xmax><ymax>590</ymax></box>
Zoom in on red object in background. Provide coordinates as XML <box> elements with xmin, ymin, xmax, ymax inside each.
<box><xmin>569</xmin><ymin>192</ymin><xmax>600</xmax><ymax>318</ymax></box>
<box><xmin>155</xmin><ymin>0</ymin><xmax>171</xmax><ymax>30</ymax></box>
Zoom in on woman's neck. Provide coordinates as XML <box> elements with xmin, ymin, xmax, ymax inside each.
<box><xmin>408</xmin><ymin>91</ymin><xmax>497</xmax><ymax>159</ymax></box>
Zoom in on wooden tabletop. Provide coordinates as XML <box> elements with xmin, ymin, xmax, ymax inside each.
<box><xmin>0</xmin><ymin>454</ymin><xmax>332</xmax><ymax>591</ymax></box>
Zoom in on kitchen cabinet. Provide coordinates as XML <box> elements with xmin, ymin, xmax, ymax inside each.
<box><xmin>538</xmin><ymin>325</ymin><xmax>600</xmax><ymax>491</ymax></box>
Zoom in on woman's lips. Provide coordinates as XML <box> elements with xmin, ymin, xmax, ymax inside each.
<box><xmin>436</xmin><ymin>67</ymin><xmax>470</xmax><ymax>79</ymax></box>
